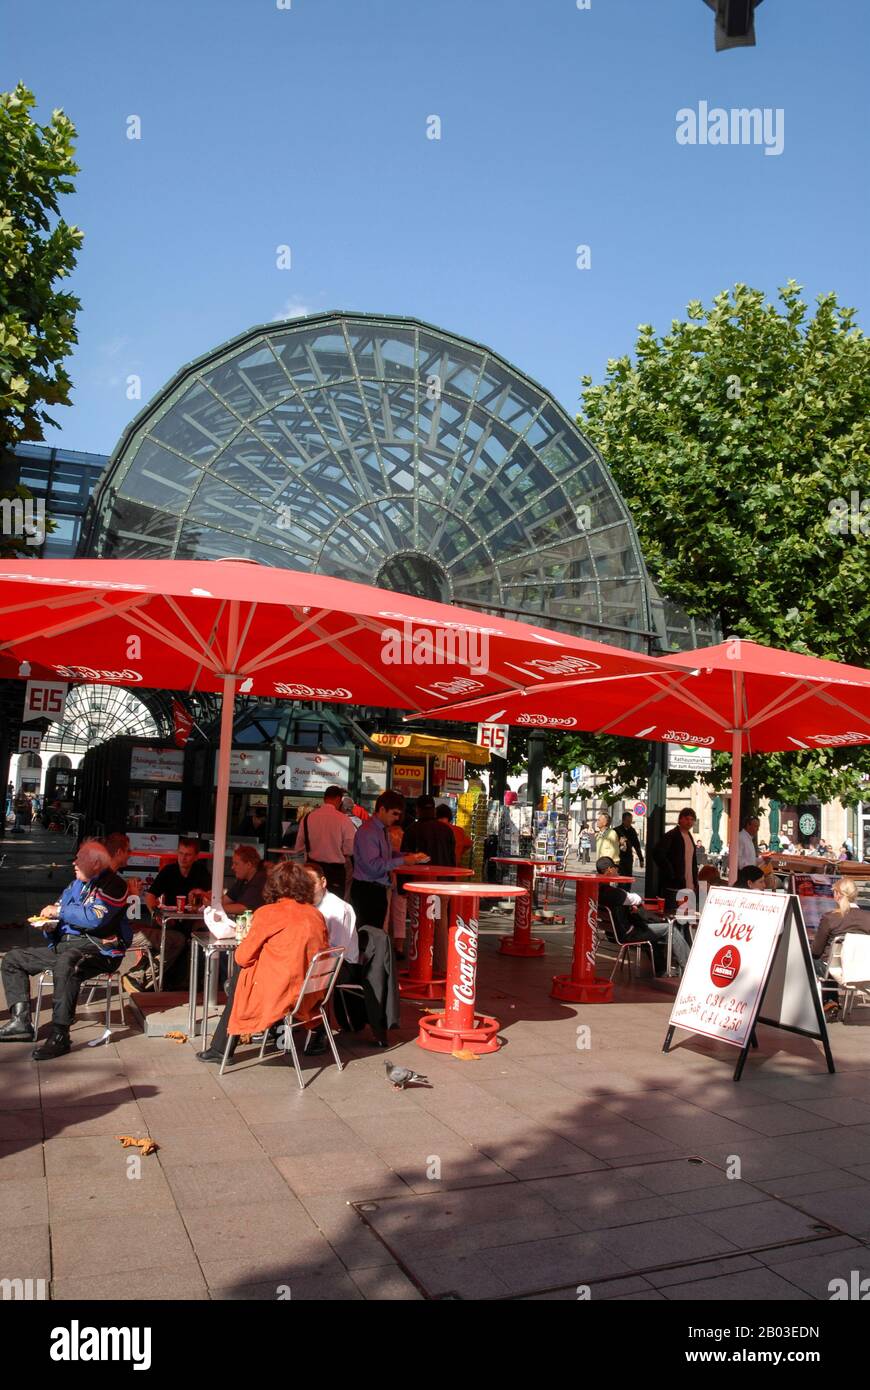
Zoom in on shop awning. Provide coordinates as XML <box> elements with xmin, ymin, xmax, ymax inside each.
<box><xmin>371</xmin><ymin>732</ymin><xmax>491</xmax><ymax>766</ymax></box>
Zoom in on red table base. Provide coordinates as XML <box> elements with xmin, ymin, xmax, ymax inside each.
<box><xmin>492</xmin><ymin>859</ymin><xmax>550</xmax><ymax>957</ymax></box>
<box><xmin>417</xmin><ymin>1011</ymin><xmax>501</xmax><ymax>1054</ymax></box>
<box><xmin>542</xmin><ymin>872</ymin><xmax>633</xmax><ymax>1005</ymax></box>
<box><xmin>402</xmin><ymin>882</ymin><xmax>527</xmax><ymax>1055</ymax></box>
<box><xmin>397</xmin><ymin>867</ymin><xmax>472</xmax><ymax>1000</ymax></box>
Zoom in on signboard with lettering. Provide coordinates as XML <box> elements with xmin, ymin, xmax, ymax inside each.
<box><xmin>477</xmin><ymin>723</ymin><xmax>509</xmax><ymax>758</ymax></box>
<box><xmin>130</xmin><ymin>747</ymin><xmax>184</xmax><ymax>784</ymax></box>
<box><xmin>664</xmin><ymin>886</ymin><xmax>833</xmax><ymax>1081</ymax></box>
<box><xmin>668</xmin><ymin>743</ymin><xmax>712</xmax><ymax>772</ymax></box>
<box><xmin>278</xmin><ymin>751</ymin><xmax>349</xmax><ymax>794</ymax></box>
<box><xmin>23</xmin><ymin>680</ymin><xmax>67</xmax><ymax>722</ymax></box>
<box><xmin>18</xmin><ymin>731</ymin><xmax>42</xmax><ymax>754</ymax></box>
<box><xmin>391</xmin><ymin>761</ymin><xmax>426</xmax><ymax>798</ymax></box>
<box><xmin>213</xmin><ymin>749</ymin><xmax>271</xmax><ymax>790</ymax></box>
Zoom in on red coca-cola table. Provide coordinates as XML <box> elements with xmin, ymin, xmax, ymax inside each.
<box><xmin>396</xmin><ymin>865</ymin><xmax>474</xmax><ymax>1000</ymax></box>
<box><xmin>491</xmin><ymin>857</ymin><xmax>557</xmax><ymax>957</ymax></box>
<box><xmin>402</xmin><ymin>882</ymin><xmax>528</xmax><ymax>1054</ymax></box>
<box><xmin>537</xmin><ymin>872</ymin><xmax>633</xmax><ymax>1003</ymax></box>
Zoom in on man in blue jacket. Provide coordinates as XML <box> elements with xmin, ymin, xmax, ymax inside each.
<box><xmin>0</xmin><ymin>839</ymin><xmax>131</xmax><ymax>1060</ymax></box>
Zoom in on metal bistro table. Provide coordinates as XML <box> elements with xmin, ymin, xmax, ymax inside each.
<box><xmin>491</xmin><ymin>857</ymin><xmax>558</xmax><ymax>957</ymax></box>
<box><xmin>154</xmin><ymin>908</ymin><xmax>206</xmax><ymax>990</ymax></box>
<box><xmin>537</xmin><ymin>872</ymin><xmax>633</xmax><ymax>1003</ymax></box>
<box><xmin>402</xmin><ymin>881</ymin><xmax>527</xmax><ymax>1055</ymax></box>
<box><xmin>397</xmin><ymin>864</ymin><xmax>474</xmax><ymax>1000</ymax></box>
<box><xmin>188</xmin><ymin>930</ymin><xmax>238</xmax><ymax>1049</ymax></box>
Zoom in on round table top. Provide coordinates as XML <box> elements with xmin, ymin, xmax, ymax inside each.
<box><xmin>538</xmin><ymin>872</ymin><xmax>634</xmax><ymax>884</ymax></box>
<box><xmin>491</xmin><ymin>857</ymin><xmax>560</xmax><ymax>866</ymax></box>
<box><xmin>396</xmin><ymin>865</ymin><xmax>474</xmax><ymax>879</ymax></box>
<box><xmin>402</xmin><ymin>881</ymin><xmax>528</xmax><ymax>898</ymax></box>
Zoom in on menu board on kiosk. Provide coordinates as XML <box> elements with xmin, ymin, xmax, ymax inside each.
<box><xmin>663</xmin><ymin>886</ymin><xmax>834</xmax><ymax>1082</ymax></box>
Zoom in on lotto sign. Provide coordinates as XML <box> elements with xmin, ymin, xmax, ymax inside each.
<box><xmin>668</xmin><ymin>887</ymin><xmax>790</xmax><ymax>1049</ymax></box>
<box><xmin>18</xmin><ymin>731</ymin><xmax>42</xmax><ymax>754</ymax></box>
<box><xmin>23</xmin><ymin>680</ymin><xmax>67</xmax><ymax>722</ymax></box>
<box><xmin>477</xmin><ymin>722</ymin><xmax>508</xmax><ymax>758</ymax></box>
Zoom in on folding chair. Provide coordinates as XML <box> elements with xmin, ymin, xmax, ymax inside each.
<box><xmin>219</xmin><ymin>946</ymin><xmax>345</xmax><ymax>1090</ymax></box>
<box><xmin>839</xmin><ymin>936</ymin><xmax>870</xmax><ymax>1024</ymax></box>
<box><xmin>605</xmin><ymin>906</ymin><xmax>656</xmax><ymax>981</ymax></box>
<box><xmin>34</xmin><ymin>964</ymin><xmax>126</xmax><ymax>1045</ymax></box>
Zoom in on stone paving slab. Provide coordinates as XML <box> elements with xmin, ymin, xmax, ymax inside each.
<box><xmin>3</xmin><ymin>923</ymin><xmax>869</xmax><ymax>1299</ymax></box>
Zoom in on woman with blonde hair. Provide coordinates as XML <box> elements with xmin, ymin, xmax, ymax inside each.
<box><xmin>811</xmin><ymin>877</ymin><xmax>870</xmax><ymax>1020</ymax></box>
<box><xmin>197</xmin><ymin>859</ymin><xmax>329</xmax><ymax>1063</ymax></box>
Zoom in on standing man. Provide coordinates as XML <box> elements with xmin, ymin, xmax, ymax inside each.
<box><xmin>294</xmin><ymin>785</ymin><xmax>356</xmax><ymax>900</ymax></box>
<box><xmin>737</xmin><ymin>814</ymin><xmax>760</xmax><ymax>875</ymax></box>
<box><xmin>436</xmin><ymin>804</ymin><xmax>472</xmax><ymax>866</ymax></box>
<box><xmin>617</xmin><ymin>811</ymin><xmax>645</xmax><ymax>880</ymax></box>
<box><xmin>595</xmin><ymin>811</ymin><xmax>620</xmax><ymax>866</ymax></box>
<box><xmin>350</xmin><ymin>790</ymin><xmax>429</xmax><ymax>929</ymax></box>
<box><xmin>654</xmin><ymin>807</ymin><xmax>700</xmax><ymax>916</ymax></box>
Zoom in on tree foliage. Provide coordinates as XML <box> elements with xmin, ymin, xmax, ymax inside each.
<box><xmin>0</xmin><ymin>83</ymin><xmax>82</xmax><ymax>553</ymax></box>
<box><xmin>561</xmin><ymin>283</ymin><xmax>870</xmax><ymax>806</ymax></box>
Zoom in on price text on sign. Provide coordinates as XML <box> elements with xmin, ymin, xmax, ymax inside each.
<box><xmin>477</xmin><ymin>723</ymin><xmax>508</xmax><ymax>757</ymax></box>
<box><xmin>19</xmin><ymin>732</ymin><xmax>42</xmax><ymax>753</ymax></box>
<box><xmin>23</xmin><ymin>680</ymin><xmax>68</xmax><ymax>721</ymax></box>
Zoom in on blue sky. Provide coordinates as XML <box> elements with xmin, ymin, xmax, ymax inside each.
<box><xmin>5</xmin><ymin>0</ymin><xmax>869</xmax><ymax>455</ymax></box>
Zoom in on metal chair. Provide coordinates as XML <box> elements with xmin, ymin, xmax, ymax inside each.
<box><xmin>604</xmin><ymin>906</ymin><xmax>656</xmax><ymax>981</ymax></box>
<box><xmin>34</xmin><ymin>964</ymin><xmax>126</xmax><ymax>1045</ymax></box>
<box><xmin>219</xmin><ymin>947</ymin><xmax>346</xmax><ymax>1090</ymax></box>
<box><xmin>838</xmin><ymin>936</ymin><xmax>870</xmax><ymax>1023</ymax></box>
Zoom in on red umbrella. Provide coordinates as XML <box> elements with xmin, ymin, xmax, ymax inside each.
<box><xmin>410</xmin><ymin>638</ymin><xmax>870</xmax><ymax>878</ymax></box>
<box><xmin>0</xmin><ymin>558</ymin><xmax>669</xmax><ymax>903</ymax></box>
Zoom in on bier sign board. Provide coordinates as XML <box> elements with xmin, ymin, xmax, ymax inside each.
<box><xmin>663</xmin><ymin>886</ymin><xmax>834</xmax><ymax>1082</ymax></box>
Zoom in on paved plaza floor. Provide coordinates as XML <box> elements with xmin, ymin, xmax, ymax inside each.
<box><xmin>1</xmin><ymin>881</ymin><xmax>869</xmax><ymax>1302</ymax></box>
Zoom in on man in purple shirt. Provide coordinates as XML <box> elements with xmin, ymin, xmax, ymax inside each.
<box><xmin>351</xmin><ymin>790</ymin><xmax>429</xmax><ymax>930</ymax></box>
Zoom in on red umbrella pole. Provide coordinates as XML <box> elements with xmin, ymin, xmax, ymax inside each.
<box><xmin>728</xmin><ymin>670</ymin><xmax>744</xmax><ymax>885</ymax></box>
<box><xmin>208</xmin><ymin>673</ymin><xmax>236</xmax><ymax>1001</ymax></box>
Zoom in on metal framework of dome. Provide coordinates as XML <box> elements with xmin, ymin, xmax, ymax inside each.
<box><xmin>85</xmin><ymin>312</ymin><xmax>715</xmax><ymax>653</ymax></box>
<box><xmin>40</xmin><ymin>685</ymin><xmax>161</xmax><ymax>754</ymax></box>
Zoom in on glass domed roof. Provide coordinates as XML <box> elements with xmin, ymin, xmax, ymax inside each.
<box><xmin>87</xmin><ymin>313</ymin><xmax>712</xmax><ymax>652</ymax></box>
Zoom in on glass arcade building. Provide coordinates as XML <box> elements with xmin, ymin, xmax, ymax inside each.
<box><xmin>68</xmin><ymin>312</ymin><xmax>716</xmax><ymax>836</ymax></box>
<box><xmin>84</xmin><ymin>312</ymin><xmax>711</xmax><ymax>655</ymax></box>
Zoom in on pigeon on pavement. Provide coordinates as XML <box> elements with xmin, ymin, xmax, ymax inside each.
<box><xmin>385</xmin><ymin>1061</ymin><xmax>428</xmax><ymax>1090</ymax></box>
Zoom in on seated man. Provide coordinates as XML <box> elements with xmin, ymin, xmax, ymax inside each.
<box><xmin>144</xmin><ymin>837</ymin><xmax>211</xmax><ymax>912</ymax></box>
<box><xmin>104</xmin><ymin>831</ymin><xmax>185</xmax><ymax>992</ymax></box>
<box><xmin>0</xmin><ymin>840</ymin><xmax>131</xmax><ymax>1059</ymax></box>
<box><xmin>597</xmin><ymin>856</ymin><xmax>689</xmax><ymax>976</ymax></box>
<box><xmin>221</xmin><ymin>845</ymin><xmax>269</xmax><ymax>917</ymax></box>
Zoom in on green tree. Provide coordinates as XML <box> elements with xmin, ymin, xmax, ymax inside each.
<box><xmin>571</xmin><ymin>282</ymin><xmax>870</xmax><ymax>808</ymax></box>
<box><xmin>0</xmin><ymin>83</ymin><xmax>82</xmax><ymax>553</ymax></box>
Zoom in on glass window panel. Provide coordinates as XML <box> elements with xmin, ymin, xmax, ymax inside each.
<box><xmin>269</xmin><ymin>326</ymin><xmax>352</xmax><ymax>386</ymax></box>
<box><xmin>347</xmin><ymin>325</ymin><xmax>416</xmax><ymax>382</ymax></box>
<box><xmin>122</xmin><ymin>439</ymin><xmax>201</xmax><ymax>508</ymax></box>
<box><xmin>231</xmin><ymin>341</ymin><xmax>300</xmax><ymax>406</ymax></box>
<box><xmin>210</xmin><ymin>430</ymin><xmax>293</xmax><ymax>494</ymax></box>
<box><xmin>199</xmin><ymin>357</ymin><xmax>267</xmax><ymax>421</ymax></box>
<box><xmin>150</xmin><ymin>383</ymin><xmax>239</xmax><ymax>464</ymax></box>
<box><xmin>416</xmin><ymin>332</ymin><xmax>484</xmax><ymax>399</ymax></box>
